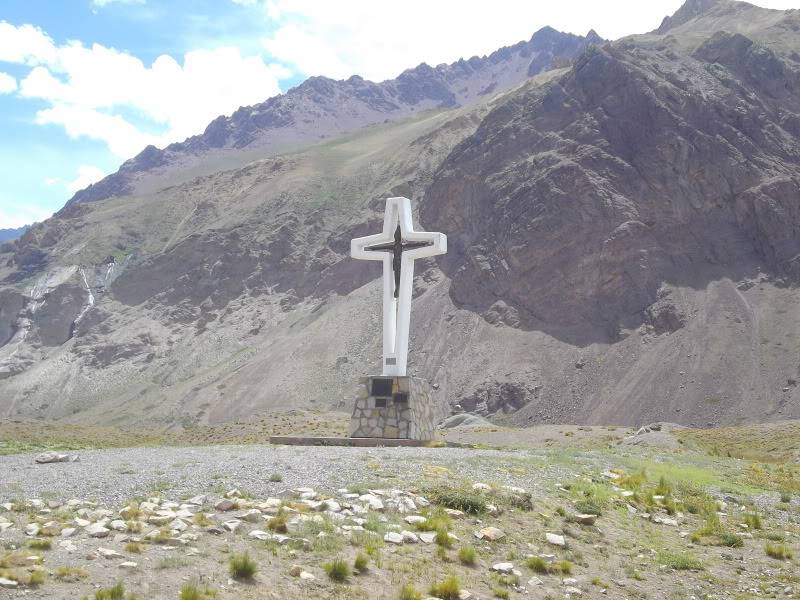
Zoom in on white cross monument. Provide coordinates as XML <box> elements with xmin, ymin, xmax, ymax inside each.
<box><xmin>351</xmin><ymin>197</ymin><xmax>447</xmax><ymax>376</ymax></box>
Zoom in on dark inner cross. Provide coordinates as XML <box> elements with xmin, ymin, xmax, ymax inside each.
<box><xmin>365</xmin><ymin>225</ymin><xmax>433</xmax><ymax>298</ymax></box>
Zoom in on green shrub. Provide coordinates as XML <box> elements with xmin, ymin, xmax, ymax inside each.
<box><xmin>323</xmin><ymin>558</ymin><xmax>351</xmax><ymax>582</ymax></box>
<box><xmin>398</xmin><ymin>584</ymin><xmax>422</xmax><ymax>600</ymax></box>
<box><xmin>435</xmin><ymin>527</ymin><xmax>452</xmax><ymax>548</ymax></box>
<box><xmin>718</xmin><ymin>533</ymin><xmax>744</xmax><ymax>548</ymax></box>
<box><xmin>353</xmin><ymin>552</ymin><xmax>369</xmax><ymax>573</ymax></box>
<box><xmin>654</xmin><ymin>476</ymin><xmax>672</xmax><ymax>497</ymax></box>
<box><xmin>28</xmin><ymin>570</ymin><xmax>45</xmax><ymax>586</ymax></box>
<box><xmin>458</xmin><ymin>545</ymin><xmax>476</xmax><ymax>566</ymax></box>
<box><xmin>765</xmin><ymin>543</ymin><xmax>793</xmax><ymax>560</ymax></box>
<box><xmin>429</xmin><ymin>575</ymin><xmax>461</xmax><ymax>600</ymax></box>
<box><xmin>267</xmin><ymin>512</ymin><xmax>288</xmax><ymax>533</ymax></box>
<box><xmin>525</xmin><ymin>556</ymin><xmax>548</xmax><ymax>573</ymax></box>
<box><xmin>94</xmin><ymin>583</ymin><xmax>126</xmax><ymax>600</ymax></box>
<box><xmin>269</xmin><ymin>473</ymin><xmax>283</xmax><ymax>483</ymax></box>
<box><xmin>178</xmin><ymin>582</ymin><xmax>216</xmax><ymax>600</ymax></box>
<box><xmin>229</xmin><ymin>552</ymin><xmax>257</xmax><ymax>580</ymax></box>
<box><xmin>492</xmin><ymin>588</ymin><xmax>510</xmax><ymax>599</ymax></box>
<box><xmin>744</xmin><ymin>513</ymin><xmax>762</xmax><ymax>530</ymax></box>
<box><xmin>657</xmin><ymin>551</ymin><xmax>703</xmax><ymax>571</ymax></box>
<box><xmin>779</xmin><ymin>492</ymin><xmax>791</xmax><ymax>503</ymax></box>
<box><xmin>426</xmin><ymin>486</ymin><xmax>486</xmax><ymax>514</ymax></box>
<box><xmin>28</xmin><ymin>539</ymin><xmax>51</xmax><ymax>550</ymax></box>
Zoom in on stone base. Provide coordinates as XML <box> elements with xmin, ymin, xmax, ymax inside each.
<box><xmin>349</xmin><ymin>376</ymin><xmax>435</xmax><ymax>441</ymax></box>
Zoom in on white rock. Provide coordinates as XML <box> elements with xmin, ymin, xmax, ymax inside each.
<box><xmin>109</xmin><ymin>520</ymin><xmax>128</xmax><ymax>532</ymax></box>
<box><xmin>0</xmin><ymin>523</ymin><xmax>12</xmax><ymax>532</ymax></box>
<box><xmin>574</xmin><ymin>513</ymin><xmax>597</xmax><ymax>525</ymax></box>
<box><xmin>400</xmin><ymin>530</ymin><xmax>419</xmax><ymax>543</ymax></box>
<box><xmin>359</xmin><ymin>494</ymin><xmax>384</xmax><ymax>511</ymax></box>
<box><xmin>299</xmin><ymin>571</ymin><xmax>315</xmax><ymax>580</ymax></box>
<box><xmin>528</xmin><ymin>577</ymin><xmax>544</xmax><ymax>586</ymax></box>
<box><xmin>24</xmin><ymin>524</ymin><xmax>39</xmax><ymax>536</ymax></box>
<box><xmin>139</xmin><ymin>502</ymin><xmax>158</xmax><ymax>513</ymax></box>
<box><xmin>404</xmin><ymin>515</ymin><xmax>427</xmax><ymax>525</ymax></box>
<box><xmin>248</xmin><ymin>530</ymin><xmax>272</xmax><ymax>541</ymax></box>
<box><xmin>384</xmin><ymin>532</ymin><xmax>404</xmax><ymax>544</ymax></box>
<box><xmin>34</xmin><ymin>451</ymin><xmax>73</xmax><ymax>464</ymax></box>
<box><xmin>225</xmin><ymin>489</ymin><xmax>242</xmax><ymax>499</ymax></box>
<box><xmin>652</xmin><ymin>516</ymin><xmax>678</xmax><ymax>526</ymax></box>
<box><xmin>223</xmin><ymin>520</ymin><xmax>241</xmax><ymax>532</ymax></box>
<box><xmin>74</xmin><ymin>518</ymin><xmax>91</xmax><ymax>528</ymax></box>
<box><xmin>419</xmin><ymin>532</ymin><xmax>436</xmax><ymax>544</ymax></box>
<box><xmin>187</xmin><ymin>495</ymin><xmax>206</xmax><ymax>505</ymax></box>
<box><xmin>491</xmin><ymin>562</ymin><xmax>515</xmax><ymax>574</ymax></box>
<box><xmin>86</xmin><ymin>523</ymin><xmax>110</xmax><ymax>538</ymax></box>
<box><xmin>169</xmin><ymin>519</ymin><xmax>188</xmax><ymax>532</ymax></box>
<box><xmin>323</xmin><ymin>500</ymin><xmax>342</xmax><ymax>513</ymax></box>
<box><xmin>98</xmin><ymin>547</ymin><xmax>124</xmax><ymax>559</ymax></box>
<box><xmin>473</xmin><ymin>483</ymin><xmax>491</xmax><ymax>492</ymax></box>
<box><xmin>0</xmin><ymin>577</ymin><xmax>18</xmax><ymax>588</ymax></box>
<box><xmin>564</xmin><ymin>586</ymin><xmax>583</xmax><ymax>596</ymax></box>
<box><xmin>119</xmin><ymin>561</ymin><xmax>138</xmax><ymax>569</ymax></box>
<box><xmin>240</xmin><ymin>509</ymin><xmax>262</xmax><ymax>523</ymax></box>
<box><xmin>546</xmin><ymin>533</ymin><xmax>566</xmax><ymax>547</ymax></box>
<box><xmin>444</xmin><ymin>508</ymin><xmax>465</xmax><ymax>519</ymax></box>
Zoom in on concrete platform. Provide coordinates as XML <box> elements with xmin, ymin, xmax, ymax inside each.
<box><xmin>269</xmin><ymin>435</ymin><xmax>447</xmax><ymax>447</ymax></box>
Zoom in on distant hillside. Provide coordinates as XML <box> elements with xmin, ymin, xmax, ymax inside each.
<box><xmin>0</xmin><ymin>226</ymin><xmax>29</xmax><ymax>243</ymax></box>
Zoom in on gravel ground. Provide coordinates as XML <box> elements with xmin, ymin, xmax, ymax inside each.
<box><xmin>0</xmin><ymin>445</ymin><xmax>578</xmax><ymax>505</ymax></box>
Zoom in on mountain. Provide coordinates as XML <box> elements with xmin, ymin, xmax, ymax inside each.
<box><xmin>66</xmin><ymin>27</ymin><xmax>601</xmax><ymax>207</ymax></box>
<box><xmin>0</xmin><ymin>226</ymin><xmax>29</xmax><ymax>242</ymax></box>
<box><xmin>1</xmin><ymin>1</ymin><xmax>799</xmax><ymax>430</ymax></box>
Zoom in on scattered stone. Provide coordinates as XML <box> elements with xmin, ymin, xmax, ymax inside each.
<box><xmin>473</xmin><ymin>483</ymin><xmax>491</xmax><ymax>492</ymax></box>
<box><xmin>0</xmin><ymin>577</ymin><xmax>18</xmax><ymax>588</ymax></box>
<box><xmin>564</xmin><ymin>586</ymin><xmax>583</xmax><ymax>596</ymax></box>
<box><xmin>215</xmin><ymin>499</ymin><xmax>235</xmax><ymax>512</ymax></box>
<box><xmin>384</xmin><ymin>532</ymin><xmax>404</xmax><ymax>544</ymax></box>
<box><xmin>249</xmin><ymin>530</ymin><xmax>272</xmax><ymax>541</ymax></box>
<box><xmin>491</xmin><ymin>562</ymin><xmax>515</xmax><ymax>574</ymax></box>
<box><xmin>546</xmin><ymin>533</ymin><xmax>566</xmax><ymax>547</ymax></box>
<box><xmin>401</xmin><ymin>530</ymin><xmax>420</xmax><ymax>543</ymax></box>
<box><xmin>222</xmin><ymin>520</ymin><xmax>241</xmax><ymax>533</ymax></box>
<box><xmin>98</xmin><ymin>547</ymin><xmax>124</xmax><ymax>559</ymax></box>
<box><xmin>652</xmin><ymin>516</ymin><xmax>678</xmax><ymax>526</ymax></box>
<box><xmin>109</xmin><ymin>520</ymin><xmax>128</xmax><ymax>531</ymax></box>
<box><xmin>299</xmin><ymin>571</ymin><xmax>315</xmax><ymax>580</ymax></box>
<box><xmin>419</xmin><ymin>532</ymin><xmax>436</xmax><ymax>544</ymax></box>
<box><xmin>528</xmin><ymin>577</ymin><xmax>544</xmax><ymax>586</ymax></box>
<box><xmin>24</xmin><ymin>523</ymin><xmax>40</xmax><ymax>536</ymax></box>
<box><xmin>119</xmin><ymin>562</ymin><xmax>138</xmax><ymax>569</ymax></box>
<box><xmin>289</xmin><ymin>565</ymin><xmax>303</xmax><ymax>577</ymax></box>
<box><xmin>35</xmin><ymin>451</ymin><xmax>77</xmax><ymax>464</ymax></box>
<box><xmin>404</xmin><ymin>515</ymin><xmax>427</xmax><ymax>525</ymax></box>
<box><xmin>86</xmin><ymin>523</ymin><xmax>110</xmax><ymax>538</ymax></box>
<box><xmin>475</xmin><ymin>526</ymin><xmax>505</xmax><ymax>541</ymax></box>
<box><xmin>574</xmin><ymin>513</ymin><xmax>597</xmax><ymax>525</ymax></box>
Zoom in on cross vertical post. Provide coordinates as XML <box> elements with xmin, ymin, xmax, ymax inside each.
<box><xmin>351</xmin><ymin>197</ymin><xmax>447</xmax><ymax>376</ymax></box>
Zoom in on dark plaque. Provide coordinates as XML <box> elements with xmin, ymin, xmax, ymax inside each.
<box><xmin>371</xmin><ymin>377</ymin><xmax>393</xmax><ymax>398</ymax></box>
<box><xmin>393</xmin><ymin>392</ymin><xmax>409</xmax><ymax>404</ymax></box>
<box><xmin>374</xmin><ymin>398</ymin><xmax>387</xmax><ymax>408</ymax></box>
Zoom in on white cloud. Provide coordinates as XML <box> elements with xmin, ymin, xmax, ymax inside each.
<box><xmin>262</xmin><ymin>0</ymin><xmax>800</xmax><ymax>82</ymax></box>
<box><xmin>1</xmin><ymin>21</ymin><xmax>290</xmax><ymax>159</ymax></box>
<box><xmin>92</xmin><ymin>0</ymin><xmax>145</xmax><ymax>6</ymax></box>
<box><xmin>0</xmin><ymin>71</ymin><xmax>16</xmax><ymax>94</ymax></box>
<box><xmin>0</xmin><ymin>204</ymin><xmax>52</xmax><ymax>229</ymax></box>
<box><xmin>231</xmin><ymin>0</ymin><xmax>258</xmax><ymax>5</ymax></box>
<box><xmin>66</xmin><ymin>165</ymin><xmax>106</xmax><ymax>194</ymax></box>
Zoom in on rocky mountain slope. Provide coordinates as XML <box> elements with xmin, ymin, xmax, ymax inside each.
<box><xmin>0</xmin><ymin>226</ymin><xmax>29</xmax><ymax>243</ymax></box>
<box><xmin>1</xmin><ymin>0</ymin><xmax>800</xmax><ymax>429</ymax></box>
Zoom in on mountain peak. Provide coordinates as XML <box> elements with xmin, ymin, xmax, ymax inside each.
<box><xmin>656</xmin><ymin>0</ymin><xmax>723</xmax><ymax>34</ymax></box>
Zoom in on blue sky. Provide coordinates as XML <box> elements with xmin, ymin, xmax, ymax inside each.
<box><xmin>1</xmin><ymin>0</ymin><xmax>798</xmax><ymax>229</ymax></box>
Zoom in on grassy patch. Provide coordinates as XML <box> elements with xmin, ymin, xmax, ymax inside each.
<box><xmin>429</xmin><ymin>575</ymin><xmax>461</xmax><ymax>600</ymax></box>
<box><xmin>323</xmin><ymin>557</ymin><xmax>351</xmax><ymax>582</ymax></box>
<box><xmin>353</xmin><ymin>552</ymin><xmax>369</xmax><ymax>573</ymax></box>
<box><xmin>179</xmin><ymin>582</ymin><xmax>217</xmax><ymax>600</ymax></box>
<box><xmin>765</xmin><ymin>543</ymin><xmax>793</xmax><ymax>560</ymax></box>
<box><xmin>657</xmin><ymin>551</ymin><xmax>703</xmax><ymax>571</ymax></box>
<box><xmin>27</xmin><ymin>539</ymin><xmax>51</xmax><ymax>550</ymax></box>
<box><xmin>397</xmin><ymin>584</ymin><xmax>422</xmax><ymax>600</ymax></box>
<box><xmin>229</xmin><ymin>552</ymin><xmax>257</xmax><ymax>580</ymax></box>
<box><xmin>458</xmin><ymin>545</ymin><xmax>476</xmax><ymax>566</ymax></box>
<box><xmin>425</xmin><ymin>485</ymin><xmax>486</xmax><ymax>514</ymax></box>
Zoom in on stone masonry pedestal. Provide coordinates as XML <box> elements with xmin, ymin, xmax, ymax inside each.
<box><xmin>349</xmin><ymin>376</ymin><xmax>435</xmax><ymax>441</ymax></box>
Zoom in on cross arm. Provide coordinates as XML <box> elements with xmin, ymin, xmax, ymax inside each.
<box><xmin>351</xmin><ymin>233</ymin><xmax>393</xmax><ymax>261</ymax></box>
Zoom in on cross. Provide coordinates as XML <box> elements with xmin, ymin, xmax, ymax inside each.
<box><xmin>351</xmin><ymin>197</ymin><xmax>447</xmax><ymax>376</ymax></box>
